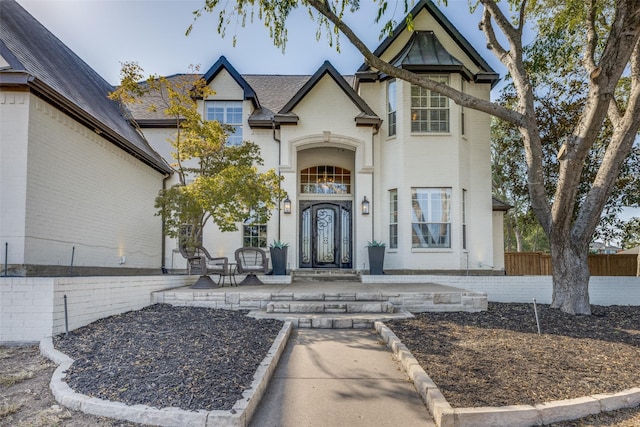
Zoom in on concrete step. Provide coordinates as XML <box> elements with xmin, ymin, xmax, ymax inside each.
<box><xmin>248</xmin><ymin>309</ymin><xmax>414</xmax><ymax>329</ymax></box>
<box><xmin>266</xmin><ymin>300</ymin><xmax>395</xmax><ymax>314</ymax></box>
<box><xmin>292</xmin><ymin>269</ymin><xmax>360</xmax><ymax>282</ymax></box>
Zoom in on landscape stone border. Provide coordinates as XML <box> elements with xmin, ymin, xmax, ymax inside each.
<box><xmin>375</xmin><ymin>321</ymin><xmax>640</xmax><ymax>427</ymax></box>
<box><xmin>39</xmin><ymin>321</ymin><xmax>293</xmax><ymax>427</ymax></box>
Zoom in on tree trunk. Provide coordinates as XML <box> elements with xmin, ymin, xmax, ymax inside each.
<box><xmin>549</xmin><ymin>237</ymin><xmax>591</xmax><ymax>315</ymax></box>
<box><xmin>637</xmin><ymin>250</ymin><xmax>639</xmax><ymax>277</ymax></box>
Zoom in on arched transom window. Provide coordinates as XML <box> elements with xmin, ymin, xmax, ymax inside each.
<box><xmin>300</xmin><ymin>165</ymin><xmax>351</xmax><ymax>194</ymax></box>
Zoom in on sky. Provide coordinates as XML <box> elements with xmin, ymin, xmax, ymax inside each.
<box><xmin>15</xmin><ymin>0</ymin><xmax>502</xmax><ymax>85</ymax></box>
<box><xmin>12</xmin><ymin>0</ymin><xmax>640</xmax><ymax>225</ymax></box>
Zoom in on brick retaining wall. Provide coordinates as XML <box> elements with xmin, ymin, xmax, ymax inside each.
<box><xmin>0</xmin><ymin>275</ymin><xmax>193</xmax><ymax>343</ymax></box>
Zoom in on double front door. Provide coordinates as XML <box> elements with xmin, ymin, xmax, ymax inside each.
<box><xmin>299</xmin><ymin>201</ymin><xmax>352</xmax><ymax>269</ymax></box>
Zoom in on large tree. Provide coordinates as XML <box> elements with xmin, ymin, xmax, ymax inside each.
<box><xmin>193</xmin><ymin>0</ymin><xmax>640</xmax><ymax>314</ymax></box>
<box><xmin>492</xmin><ymin>76</ymin><xmax>640</xmax><ymax>253</ymax></box>
<box><xmin>110</xmin><ymin>63</ymin><xmax>285</xmax><ymax>247</ymax></box>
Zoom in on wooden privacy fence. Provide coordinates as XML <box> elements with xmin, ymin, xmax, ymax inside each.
<box><xmin>504</xmin><ymin>252</ymin><xmax>638</xmax><ymax>276</ymax></box>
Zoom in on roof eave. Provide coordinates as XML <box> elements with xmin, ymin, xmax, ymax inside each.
<box><xmin>274</xmin><ymin>113</ymin><xmax>299</xmax><ymax>125</ymax></box>
<box><xmin>355</xmin><ymin>116</ymin><xmax>382</xmax><ymax>128</ymax></box>
<box><xmin>248</xmin><ymin>117</ymin><xmax>274</xmax><ymax>128</ymax></box>
<box><xmin>492</xmin><ymin>197</ymin><xmax>512</xmax><ymax>212</ymax></box>
<box><xmin>0</xmin><ymin>70</ymin><xmax>33</xmax><ymax>86</ymax></box>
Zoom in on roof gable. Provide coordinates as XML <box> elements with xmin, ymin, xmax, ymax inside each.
<box><xmin>0</xmin><ymin>0</ymin><xmax>170</xmax><ymax>173</ymax></box>
<box><xmin>277</xmin><ymin>61</ymin><xmax>380</xmax><ymax>127</ymax></box>
<box><xmin>202</xmin><ymin>56</ymin><xmax>260</xmax><ymax>109</ymax></box>
<box><xmin>358</xmin><ymin>0</ymin><xmax>498</xmax><ymax>86</ymax></box>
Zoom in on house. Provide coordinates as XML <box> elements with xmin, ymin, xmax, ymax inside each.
<box><xmin>0</xmin><ymin>0</ymin><xmax>173</xmax><ymax>276</ymax></box>
<box><xmin>589</xmin><ymin>242</ymin><xmax>622</xmax><ymax>255</ymax></box>
<box><xmin>1</xmin><ymin>0</ymin><xmax>506</xmax><ymax>276</ymax></box>
<box><xmin>134</xmin><ymin>0</ymin><xmax>506</xmax><ymax>274</ymax></box>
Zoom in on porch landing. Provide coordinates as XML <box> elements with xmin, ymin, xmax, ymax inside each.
<box><xmin>152</xmin><ymin>280</ymin><xmax>487</xmax><ymax>328</ymax></box>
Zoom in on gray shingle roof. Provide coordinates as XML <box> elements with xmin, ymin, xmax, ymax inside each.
<box><xmin>130</xmin><ymin>72</ymin><xmax>363</xmax><ymax>128</ymax></box>
<box><xmin>0</xmin><ymin>0</ymin><xmax>170</xmax><ymax>173</ymax></box>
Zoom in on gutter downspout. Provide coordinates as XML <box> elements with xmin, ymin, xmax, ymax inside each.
<box><xmin>272</xmin><ymin>119</ymin><xmax>282</xmax><ymax>241</ymax></box>
<box><xmin>161</xmin><ymin>173</ymin><xmax>171</xmax><ymax>273</ymax></box>
<box><xmin>371</xmin><ymin>125</ymin><xmax>379</xmax><ymax>242</ymax></box>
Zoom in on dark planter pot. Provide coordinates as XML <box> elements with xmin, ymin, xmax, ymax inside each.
<box><xmin>368</xmin><ymin>246</ymin><xmax>385</xmax><ymax>275</ymax></box>
<box><xmin>270</xmin><ymin>247</ymin><xmax>288</xmax><ymax>275</ymax></box>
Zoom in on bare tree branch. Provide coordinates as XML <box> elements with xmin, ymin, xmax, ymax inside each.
<box><xmin>306</xmin><ymin>0</ymin><xmax>526</xmax><ymax>125</ymax></box>
<box><xmin>480</xmin><ymin>8</ymin><xmax>509</xmax><ymax>63</ymax></box>
<box><xmin>584</xmin><ymin>0</ymin><xmax>599</xmax><ymax>73</ymax></box>
<box><xmin>478</xmin><ymin>0</ymin><xmax>520</xmax><ymax>49</ymax></box>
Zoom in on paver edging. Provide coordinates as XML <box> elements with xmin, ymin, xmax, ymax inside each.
<box><xmin>39</xmin><ymin>320</ymin><xmax>293</xmax><ymax>427</ymax></box>
<box><xmin>374</xmin><ymin>321</ymin><xmax>640</xmax><ymax>427</ymax></box>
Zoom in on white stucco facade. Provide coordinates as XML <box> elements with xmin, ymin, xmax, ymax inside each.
<box><xmin>1</xmin><ymin>0</ymin><xmax>505</xmax><ymax>276</ymax></box>
<box><xmin>141</xmin><ymin>3</ymin><xmax>506</xmax><ymax>275</ymax></box>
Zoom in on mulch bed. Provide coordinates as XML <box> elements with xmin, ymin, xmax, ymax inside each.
<box><xmin>386</xmin><ymin>302</ymin><xmax>640</xmax><ymax>408</ymax></box>
<box><xmin>53</xmin><ymin>304</ymin><xmax>283</xmax><ymax>412</ymax></box>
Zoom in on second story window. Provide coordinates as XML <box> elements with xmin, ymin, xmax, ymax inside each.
<box><xmin>387</xmin><ymin>79</ymin><xmax>397</xmax><ymax>137</ymax></box>
<box><xmin>206</xmin><ymin>100</ymin><xmax>243</xmax><ymax>146</ymax></box>
<box><xmin>411</xmin><ymin>76</ymin><xmax>450</xmax><ymax>133</ymax></box>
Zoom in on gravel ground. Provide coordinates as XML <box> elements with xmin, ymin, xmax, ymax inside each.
<box><xmin>52</xmin><ymin>304</ymin><xmax>283</xmax><ymax>412</ymax></box>
<box><xmin>387</xmin><ymin>302</ymin><xmax>640</xmax><ymax>408</ymax></box>
<box><xmin>1</xmin><ymin>302</ymin><xmax>639</xmax><ymax>426</ymax></box>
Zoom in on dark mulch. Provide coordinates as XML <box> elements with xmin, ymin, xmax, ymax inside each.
<box><xmin>53</xmin><ymin>304</ymin><xmax>283</xmax><ymax>412</ymax></box>
<box><xmin>386</xmin><ymin>302</ymin><xmax>640</xmax><ymax>408</ymax></box>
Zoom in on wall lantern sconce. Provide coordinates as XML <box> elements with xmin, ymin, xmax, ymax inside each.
<box><xmin>361</xmin><ymin>196</ymin><xmax>370</xmax><ymax>215</ymax></box>
<box><xmin>283</xmin><ymin>196</ymin><xmax>292</xmax><ymax>214</ymax></box>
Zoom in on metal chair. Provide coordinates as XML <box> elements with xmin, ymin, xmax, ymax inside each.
<box><xmin>235</xmin><ymin>247</ymin><xmax>269</xmax><ymax>285</ymax></box>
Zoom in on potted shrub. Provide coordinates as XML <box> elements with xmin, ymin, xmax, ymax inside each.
<box><xmin>367</xmin><ymin>240</ymin><xmax>386</xmax><ymax>275</ymax></box>
<box><xmin>269</xmin><ymin>240</ymin><xmax>289</xmax><ymax>275</ymax></box>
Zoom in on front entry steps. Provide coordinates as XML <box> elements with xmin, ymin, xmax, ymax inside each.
<box><xmin>249</xmin><ymin>298</ymin><xmax>414</xmax><ymax>329</ymax></box>
<box><xmin>292</xmin><ymin>269</ymin><xmax>360</xmax><ymax>282</ymax></box>
<box><xmin>249</xmin><ymin>309</ymin><xmax>414</xmax><ymax>329</ymax></box>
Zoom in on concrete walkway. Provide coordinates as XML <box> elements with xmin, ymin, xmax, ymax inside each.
<box><xmin>249</xmin><ymin>329</ymin><xmax>436</xmax><ymax>427</ymax></box>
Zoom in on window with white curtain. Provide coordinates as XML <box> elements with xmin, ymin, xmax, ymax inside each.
<box><xmin>411</xmin><ymin>188</ymin><xmax>451</xmax><ymax>248</ymax></box>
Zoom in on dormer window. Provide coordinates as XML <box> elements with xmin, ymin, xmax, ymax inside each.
<box><xmin>206</xmin><ymin>101</ymin><xmax>243</xmax><ymax>146</ymax></box>
<box><xmin>411</xmin><ymin>76</ymin><xmax>449</xmax><ymax>133</ymax></box>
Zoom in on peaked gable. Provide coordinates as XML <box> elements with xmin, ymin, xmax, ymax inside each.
<box><xmin>276</xmin><ymin>61</ymin><xmax>380</xmax><ymax>128</ymax></box>
<box><xmin>0</xmin><ymin>0</ymin><xmax>171</xmax><ymax>173</ymax></box>
<box><xmin>358</xmin><ymin>0</ymin><xmax>498</xmax><ymax>86</ymax></box>
<box><xmin>202</xmin><ymin>55</ymin><xmax>260</xmax><ymax>109</ymax></box>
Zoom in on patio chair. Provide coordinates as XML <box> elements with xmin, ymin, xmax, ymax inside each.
<box><xmin>198</xmin><ymin>245</ymin><xmax>236</xmax><ymax>287</ymax></box>
<box><xmin>235</xmin><ymin>247</ymin><xmax>269</xmax><ymax>285</ymax></box>
<box><xmin>179</xmin><ymin>244</ymin><xmax>230</xmax><ymax>288</ymax></box>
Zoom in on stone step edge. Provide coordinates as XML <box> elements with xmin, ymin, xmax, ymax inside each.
<box><xmin>248</xmin><ymin>309</ymin><xmax>414</xmax><ymax>329</ymax></box>
<box><xmin>266</xmin><ymin>301</ymin><xmax>396</xmax><ymax>314</ymax></box>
